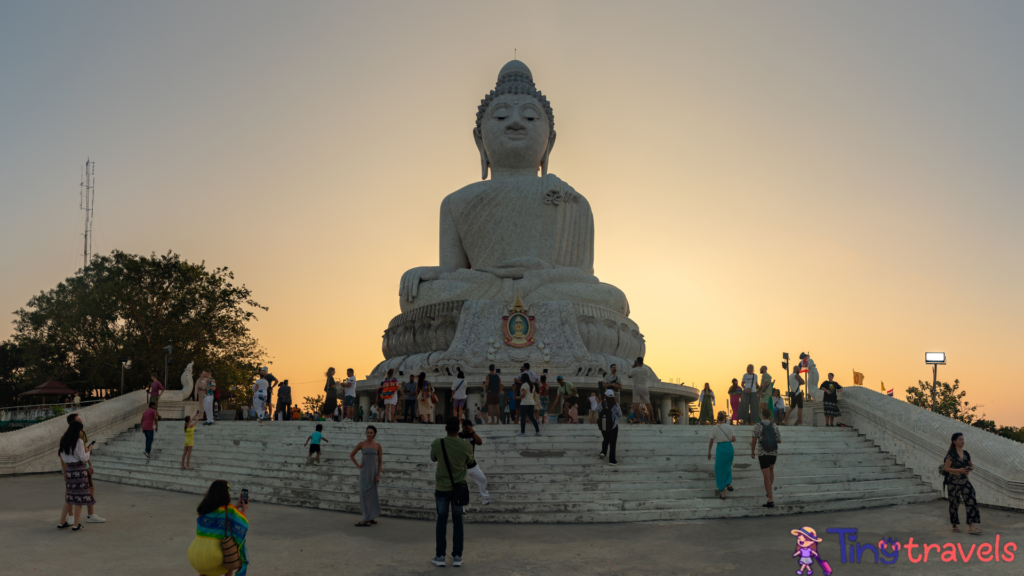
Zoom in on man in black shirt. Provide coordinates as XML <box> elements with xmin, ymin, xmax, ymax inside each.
<box><xmin>277</xmin><ymin>380</ymin><xmax>292</xmax><ymax>420</ymax></box>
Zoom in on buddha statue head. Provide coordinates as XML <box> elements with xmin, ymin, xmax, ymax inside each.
<box><xmin>474</xmin><ymin>60</ymin><xmax>556</xmax><ymax>180</ymax></box>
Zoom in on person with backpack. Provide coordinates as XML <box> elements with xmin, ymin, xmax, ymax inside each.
<box><xmin>429</xmin><ymin>417</ymin><xmax>474</xmax><ymax>567</ymax></box>
<box><xmin>943</xmin><ymin>432</ymin><xmax>982</xmax><ymax>534</ymax></box>
<box><xmin>750</xmin><ymin>406</ymin><xmax>781</xmax><ymax>508</ymax></box>
<box><xmin>707</xmin><ymin>411</ymin><xmax>736</xmax><ymax>499</ymax></box>
<box><xmin>597</xmin><ymin>389</ymin><xmax>623</xmax><ymax>465</ymax></box>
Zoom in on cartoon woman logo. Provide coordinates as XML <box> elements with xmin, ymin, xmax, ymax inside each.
<box><xmin>791</xmin><ymin>526</ymin><xmax>832</xmax><ymax>575</ymax></box>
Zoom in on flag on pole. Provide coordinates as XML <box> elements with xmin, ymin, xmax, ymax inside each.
<box><xmin>886</xmin><ymin>389</ymin><xmax>894</xmax><ymax>397</ymax></box>
<box><xmin>852</xmin><ymin>370</ymin><xmax>865</xmax><ymax>386</ymax></box>
<box><xmin>881</xmin><ymin>381</ymin><xmax>893</xmax><ymax>396</ymax></box>
<box><xmin>880</xmin><ymin>381</ymin><xmax>886</xmax><ymax>392</ymax></box>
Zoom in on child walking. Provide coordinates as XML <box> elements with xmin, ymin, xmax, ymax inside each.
<box><xmin>304</xmin><ymin>424</ymin><xmax>329</xmax><ymax>465</ymax></box>
<box><xmin>181</xmin><ymin>409</ymin><xmax>199</xmax><ymax>469</ymax></box>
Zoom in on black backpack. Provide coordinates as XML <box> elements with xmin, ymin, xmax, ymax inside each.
<box><xmin>758</xmin><ymin>421</ymin><xmax>778</xmax><ymax>452</ymax></box>
<box><xmin>597</xmin><ymin>404</ymin><xmax>614</xmax><ymax>432</ymax></box>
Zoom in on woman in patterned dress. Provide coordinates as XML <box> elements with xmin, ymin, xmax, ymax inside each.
<box><xmin>944</xmin><ymin>432</ymin><xmax>982</xmax><ymax>534</ymax></box>
<box><xmin>819</xmin><ymin>373</ymin><xmax>843</xmax><ymax>426</ymax></box>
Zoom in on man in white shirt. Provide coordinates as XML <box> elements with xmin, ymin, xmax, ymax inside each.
<box><xmin>739</xmin><ymin>364</ymin><xmax>759</xmax><ymax>425</ymax></box>
<box><xmin>252</xmin><ymin>377</ymin><xmax>269</xmax><ymax>426</ymax></box>
<box><xmin>628</xmin><ymin>357</ymin><xmax>656</xmax><ymax>425</ymax></box>
<box><xmin>343</xmin><ymin>368</ymin><xmax>358</xmax><ymax>421</ymax></box>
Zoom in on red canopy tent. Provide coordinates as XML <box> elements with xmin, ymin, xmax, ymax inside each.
<box><xmin>19</xmin><ymin>380</ymin><xmax>78</xmax><ymax>405</ymax></box>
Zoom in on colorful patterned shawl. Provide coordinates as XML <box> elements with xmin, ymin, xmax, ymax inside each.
<box><xmin>197</xmin><ymin>505</ymin><xmax>249</xmax><ymax>576</ymax></box>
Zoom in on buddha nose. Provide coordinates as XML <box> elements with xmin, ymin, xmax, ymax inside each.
<box><xmin>507</xmin><ymin>119</ymin><xmax>525</xmax><ymax>131</ymax></box>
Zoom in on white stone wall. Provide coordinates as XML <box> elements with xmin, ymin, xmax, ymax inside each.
<box><xmin>839</xmin><ymin>386</ymin><xmax>1024</xmax><ymax>510</ymax></box>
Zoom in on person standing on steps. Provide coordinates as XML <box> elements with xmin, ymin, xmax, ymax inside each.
<box><xmin>819</xmin><ymin>373</ymin><xmax>842</xmax><ymax>426</ymax></box>
<box><xmin>252</xmin><ymin>375</ymin><xmax>269</xmax><ymax>426</ymax></box>
<box><xmin>451</xmin><ymin>369</ymin><xmax>469</xmax><ymax>422</ymax></box>
<box><xmin>417</xmin><ymin>372</ymin><xmax>436</xmax><ymax>424</ymax></box>
<box><xmin>58</xmin><ymin>421</ymin><xmax>95</xmax><ymax>531</ymax></box>
<box><xmin>259</xmin><ymin>366</ymin><xmax>279</xmax><ymax>416</ymax></box>
<box><xmin>381</xmin><ymin>370</ymin><xmax>400</xmax><ymax>423</ymax></box>
<box><xmin>430</xmin><ymin>417</ymin><xmax>474</xmax><ymax>568</ymax></box>
<box><xmin>604</xmin><ymin>363</ymin><xmax>623</xmax><ymax>406</ymax></box>
<box><xmin>537</xmin><ymin>375</ymin><xmax>550</xmax><ymax>426</ymax></box>
<box><xmin>772</xmin><ymin>390</ymin><xmax>786</xmax><ymax>424</ymax></box>
<box><xmin>459</xmin><ymin>419</ymin><xmax>490</xmax><ymax>505</ymax></box>
<box><xmin>402</xmin><ymin>373</ymin><xmax>418</xmax><ymax>423</ymax></box>
<box><xmin>728</xmin><ymin>379</ymin><xmax>742</xmax><ymax>424</ymax></box>
<box><xmin>148</xmin><ymin>372</ymin><xmax>164</xmax><ymax>412</ymax></box>
<box><xmin>597</xmin><ymin>389</ymin><xmax>622</xmax><ymax>465</ymax></box>
<box><xmin>484</xmin><ymin>364</ymin><xmax>502</xmax><ymax>425</ymax></box>
<box><xmin>553</xmin><ymin>375</ymin><xmax>578</xmax><ymax>424</ymax></box>
<box><xmin>277</xmin><ymin>379</ymin><xmax>292</xmax><ymax>421</ymax></box>
<box><xmin>787</xmin><ymin>365</ymin><xmax>805</xmax><ymax>426</ymax></box>
<box><xmin>323</xmin><ymin>367</ymin><xmax>340</xmax><ymax>420</ymax></box>
<box><xmin>182</xmin><ymin>410</ymin><xmax>200</xmax><ymax>469</ymax></box>
<box><xmin>758</xmin><ymin>366</ymin><xmax>775</xmax><ymax>420</ymax></box>
<box><xmin>141</xmin><ymin>402</ymin><xmax>159</xmax><ymax>458</ymax></box>
<box><xmin>197</xmin><ymin>370</ymin><xmax>216</xmax><ymax>425</ymax></box>
<box><xmin>751</xmin><ymin>407</ymin><xmax>781</xmax><ymax>508</ymax></box>
<box><xmin>517</xmin><ymin>376</ymin><xmax>541</xmax><ymax>436</ymax></box>
<box><xmin>698</xmin><ymin>383</ymin><xmax>715</xmax><ymax>425</ymax></box>
<box><xmin>740</xmin><ymin>364</ymin><xmax>759</xmax><ymax>425</ymax></box>
<box><xmin>588</xmin><ymin>392</ymin><xmax>600</xmax><ymax>424</ymax></box>
<box><xmin>343</xmin><ymin>368</ymin><xmax>358</xmax><ymax>421</ymax></box>
<box><xmin>708</xmin><ymin>411</ymin><xmax>736</xmax><ymax>499</ymax></box>
<box><xmin>627</xmin><ymin>357</ymin><xmax>656</xmax><ymax>425</ymax></box>
<box><xmin>944</xmin><ymin>432</ymin><xmax>982</xmax><ymax>534</ymax></box>
<box><xmin>351</xmin><ymin>425</ymin><xmax>382</xmax><ymax>527</ymax></box>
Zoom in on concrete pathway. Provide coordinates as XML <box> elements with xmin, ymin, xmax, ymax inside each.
<box><xmin>3</xmin><ymin>474</ymin><xmax>1023</xmax><ymax>575</ymax></box>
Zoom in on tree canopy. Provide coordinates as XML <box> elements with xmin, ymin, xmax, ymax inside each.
<box><xmin>905</xmin><ymin>379</ymin><xmax>980</xmax><ymax>425</ymax></box>
<box><xmin>6</xmin><ymin>250</ymin><xmax>267</xmax><ymax>402</ymax></box>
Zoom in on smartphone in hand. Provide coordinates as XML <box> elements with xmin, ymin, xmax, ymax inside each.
<box><xmin>240</xmin><ymin>488</ymin><xmax>249</xmax><ymax>504</ymax></box>
<box><xmin>88</xmin><ymin>441</ymin><xmax>96</xmax><ymax>448</ymax></box>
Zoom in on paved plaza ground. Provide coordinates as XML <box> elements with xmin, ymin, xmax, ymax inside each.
<box><xmin>3</xmin><ymin>474</ymin><xmax>1023</xmax><ymax>575</ymax></box>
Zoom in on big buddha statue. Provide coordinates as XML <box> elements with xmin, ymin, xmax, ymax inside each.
<box><xmin>398</xmin><ymin>59</ymin><xmax>628</xmax><ymax>316</ymax></box>
<box><xmin>374</xmin><ymin>60</ymin><xmax>650</xmax><ymax>382</ymax></box>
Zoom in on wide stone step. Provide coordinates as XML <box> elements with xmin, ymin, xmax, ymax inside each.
<box><xmin>93</xmin><ymin>471</ymin><xmax>937</xmax><ymax>522</ymax></box>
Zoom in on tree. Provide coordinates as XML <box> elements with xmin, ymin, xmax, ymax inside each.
<box><xmin>302</xmin><ymin>395</ymin><xmax>324</xmax><ymax>416</ymax></box>
<box><xmin>10</xmin><ymin>250</ymin><xmax>267</xmax><ymax>401</ymax></box>
<box><xmin>0</xmin><ymin>341</ymin><xmax>27</xmax><ymax>406</ymax></box>
<box><xmin>905</xmin><ymin>379</ymin><xmax>980</xmax><ymax>425</ymax></box>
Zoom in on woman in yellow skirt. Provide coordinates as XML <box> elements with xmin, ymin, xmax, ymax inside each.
<box><xmin>188</xmin><ymin>480</ymin><xmax>249</xmax><ymax>576</ymax></box>
<box><xmin>181</xmin><ymin>410</ymin><xmax>199</xmax><ymax>470</ymax></box>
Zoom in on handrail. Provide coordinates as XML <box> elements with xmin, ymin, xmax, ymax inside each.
<box><xmin>837</xmin><ymin>386</ymin><xmax>1024</xmax><ymax>510</ymax></box>
<box><xmin>0</xmin><ymin>399</ymin><xmax>106</xmax><ymax>412</ymax></box>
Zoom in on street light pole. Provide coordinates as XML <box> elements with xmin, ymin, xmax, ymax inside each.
<box><xmin>931</xmin><ymin>363</ymin><xmax>938</xmax><ymax>413</ymax></box>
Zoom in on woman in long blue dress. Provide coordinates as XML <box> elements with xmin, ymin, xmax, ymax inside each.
<box><xmin>707</xmin><ymin>411</ymin><xmax>736</xmax><ymax>499</ymax></box>
<box><xmin>350</xmin><ymin>425</ymin><xmax>382</xmax><ymax>527</ymax></box>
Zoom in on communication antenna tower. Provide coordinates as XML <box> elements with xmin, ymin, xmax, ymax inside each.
<box><xmin>80</xmin><ymin>159</ymin><xmax>95</xmax><ymax>268</ymax></box>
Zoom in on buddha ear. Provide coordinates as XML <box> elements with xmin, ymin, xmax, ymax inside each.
<box><xmin>541</xmin><ymin>131</ymin><xmax>556</xmax><ymax>176</ymax></box>
<box><xmin>474</xmin><ymin>128</ymin><xmax>489</xmax><ymax>180</ymax></box>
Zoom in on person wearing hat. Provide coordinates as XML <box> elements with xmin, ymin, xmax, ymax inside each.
<box><xmin>552</xmin><ymin>376</ymin><xmax>578</xmax><ymax>423</ymax></box>
<box><xmin>596</xmin><ymin>389</ymin><xmax>622</xmax><ymax>465</ymax></box>
<box><xmin>790</xmin><ymin>526</ymin><xmax>826</xmax><ymax>575</ymax></box>
<box><xmin>944</xmin><ymin>432</ymin><xmax>982</xmax><ymax>534</ymax></box>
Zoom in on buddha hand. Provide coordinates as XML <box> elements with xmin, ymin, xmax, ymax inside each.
<box><xmin>399</xmin><ymin>266</ymin><xmax>455</xmax><ymax>303</ymax></box>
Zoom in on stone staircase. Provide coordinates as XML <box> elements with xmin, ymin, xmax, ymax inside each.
<box><xmin>90</xmin><ymin>422</ymin><xmax>937</xmax><ymax>523</ymax></box>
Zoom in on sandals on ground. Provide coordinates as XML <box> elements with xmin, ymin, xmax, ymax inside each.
<box><xmin>355</xmin><ymin>522</ymin><xmax>371</xmax><ymax>527</ymax></box>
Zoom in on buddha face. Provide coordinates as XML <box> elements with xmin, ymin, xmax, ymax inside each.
<box><xmin>480</xmin><ymin>94</ymin><xmax>551</xmax><ymax>173</ymax></box>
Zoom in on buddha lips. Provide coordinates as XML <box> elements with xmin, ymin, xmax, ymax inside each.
<box><xmin>825</xmin><ymin>528</ymin><xmax>1016</xmax><ymax>564</ymax></box>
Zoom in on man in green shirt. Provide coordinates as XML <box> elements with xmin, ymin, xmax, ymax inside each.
<box><xmin>429</xmin><ymin>416</ymin><xmax>474</xmax><ymax>568</ymax></box>
<box><xmin>553</xmin><ymin>376</ymin><xmax>578</xmax><ymax>423</ymax></box>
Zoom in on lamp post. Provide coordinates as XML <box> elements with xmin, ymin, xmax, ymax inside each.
<box><xmin>163</xmin><ymin>345</ymin><xmax>173</xmax><ymax>391</ymax></box>
<box><xmin>118</xmin><ymin>357</ymin><xmax>131</xmax><ymax>396</ymax></box>
<box><xmin>925</xmin><ymin>352</ymin><xmax>946</xmax><ymax>412</ymax></box>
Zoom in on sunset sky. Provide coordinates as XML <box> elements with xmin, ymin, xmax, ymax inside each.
<box><xmin>2</xmin><ymin>3</ymin><xmax>1022</xmax><ymax>425</ymax></box>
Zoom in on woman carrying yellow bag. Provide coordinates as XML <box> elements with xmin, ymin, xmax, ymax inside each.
<box><xmin>188</xmin><ymin>480</ymin><xmax>249</xmax><ymax>576</ymax></box>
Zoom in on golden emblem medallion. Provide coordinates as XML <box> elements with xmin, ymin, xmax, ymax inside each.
<box><xmin>502</xmin><ymin>292</ymin><xmax>535</xmax><ymax>348</ymax></box>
